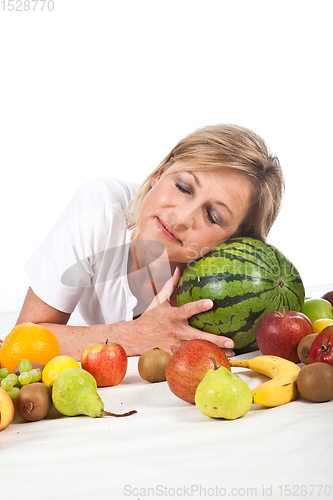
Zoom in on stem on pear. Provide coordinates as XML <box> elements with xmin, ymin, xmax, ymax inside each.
<box><xmin>210</xmin><ymin>356</ymin><xmax>218</xmax><ymax>370</ymax></box>
<box><xmin>101</xmin><ymin>409</ymin><xmax>137</xmax><ymax>418</ymax></box>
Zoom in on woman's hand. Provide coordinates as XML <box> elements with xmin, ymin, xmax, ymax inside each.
<box><xmin>134</xmin><ymin>267</ymin><xmax>235</xmax><ymax>356</ymax></box>
<box><xmin>16</xmin><ymin>278</ymin><xmax>235</xmax><ymax>360</ymax></box>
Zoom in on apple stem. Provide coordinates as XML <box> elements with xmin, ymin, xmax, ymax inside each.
<box><xmin>101</xmin><ymin>409</ymin><xmax>137</xmax><ymax>418</ymax></box>
<box><xmin>105</xmin><ymin>339</ymin><xmax>109</xmax><ymax>345</ymax></box>
<box><xmin>282</xmin><ymin>306</ymin><xmax>286</xmax><ymax>317</ymax></box>
<box><xmin>210</xmin><ymin>356</ymin><xmax>219</xmax><ymax>370</ymax></box>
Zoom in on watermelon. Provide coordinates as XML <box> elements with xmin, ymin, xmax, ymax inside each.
<box><xmin>176</xmin><ymin>237</ymin><xmax>305</xmax><ymax>355</ymax></box>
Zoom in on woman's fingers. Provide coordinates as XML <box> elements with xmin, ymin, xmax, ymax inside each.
<box><xmin>145</xmin><ymin>275</ymin><xmax>235</xmax><ymax>354</ymax></box>
<box><xmin>176</xmin><ymin>299</ymin><xmax>235</xmax><ymax>352</ymax></box>
<box><xmin>176</xmin><ymin>298</ymin><xmax>214</xmax><ymax>321</ymax></box>
<box><xmin>184</xmin><ymin>328</ymin><xmax>235</xmax><ymax>353</ymax></box>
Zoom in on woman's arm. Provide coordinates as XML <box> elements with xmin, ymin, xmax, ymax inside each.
<box><xmin>16</xmin><ymin>280</ymin><xmax>235</xmax><ymax>361</ymax></box>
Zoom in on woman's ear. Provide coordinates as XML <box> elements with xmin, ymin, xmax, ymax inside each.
<box><xmin>151</xmin><ymin>158</ymin><xmax>174</xmax><ymax>187</ymax></box>
<box><xmin>151</xmin><ymin>167</ymin><xmax>165</xmax><ymax>187</ymax></box>
<box><xmin>151</xmin><ymin>172</ymin><xmax>159</xmax><ymax>187</ymax></box>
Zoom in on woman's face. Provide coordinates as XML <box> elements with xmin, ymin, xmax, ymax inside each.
<box><xmin>137</xmin><ymin>162</ymin><xmax>253</xmax><ymax>263</ymax></box>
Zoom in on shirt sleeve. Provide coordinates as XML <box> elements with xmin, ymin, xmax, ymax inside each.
<box><xmin>24</xmin><ymin>178</ymin><xmax>137</xmax><ymax>314</ymax></box>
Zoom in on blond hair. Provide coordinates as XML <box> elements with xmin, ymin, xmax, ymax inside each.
<box><xmin>127</xmin><ymin>124</ymin><xmax>284</xmax><ymax>241</ymax></box>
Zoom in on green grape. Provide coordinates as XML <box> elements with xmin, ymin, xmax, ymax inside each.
<box><xmin>1</xmin><ymin>377</ymin><xmax>14</xmax><ymax>391</ymax></box>
<box><xmin>6</xmin><ymin>373</ymin><xmax>19</xmax><ymax>386</ymax></box>
<box><xmin>19</xmin><ymin>371</ymin><xmax>32</xmax><ymax>386</ymax></box>
<box><xmin>29</xmin><ymin>368</ymin><xmax>42</xmax><ymax>383</ymax></box>
<box><xmin>7</xmin><ymin>386</ymin><xmax>20</xmax><ymax>400</ymax></box>
<box><xmin>0</xmin><ymin>367</ymin><xmax>10</xmax><ymax>378</ymax></box>
<box><xmin>19</xmin><ymin>359</ymin><xmax>32</xmax><ymax>373</ymax></box>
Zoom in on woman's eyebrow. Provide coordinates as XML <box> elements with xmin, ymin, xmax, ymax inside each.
<box><xmin>189</xmin><ymin>171</ymin><xmax>234</xmax><ymax>219</ymax></box>
<box><xmin>216</xmin><ymin>201</ymin><xmax>234</xmax><ymax>219</ymax></box>
<box><xmin>189</xmin><ymin>171</ymin><xmax>201</xmax><ymax>187</ymax></box>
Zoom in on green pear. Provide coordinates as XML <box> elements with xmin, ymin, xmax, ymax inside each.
<box><xmin>195</xmin><ymin>358</ymin><xmax>253</xmax><ymax>420</ymax></box>
<box><xmin>52</xmin><ymin>368</ymin><xmax>136</xmax><ymax>418</ymax></box>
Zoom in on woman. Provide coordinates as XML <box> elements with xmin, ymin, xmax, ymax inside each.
<box><xmin>17</xmin><ymin>124</ymin><xmax>284</xmax><ymax>360</ymax></box>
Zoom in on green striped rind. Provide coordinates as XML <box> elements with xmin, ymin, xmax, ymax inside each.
<box><xmin>176</xmin><ymin>237</ymin><xmax>305</xmax><ymax>354</ymax></box>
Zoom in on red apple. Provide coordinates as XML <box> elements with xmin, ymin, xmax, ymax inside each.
<box><xmin>81</xmin><ymin>340</ymin><xmax>128</xmax><ymax>387</ymax></box>
<box><xmin>309</xmin><ymin>325</ymin><xmax>333</xmax><ymax>366</ymax></box>
<box><xmin>256</xmin><ymin>307</ymin><xmax>313</xmax><ymax>363</ymax></box>
<box><xmin>322</xmin><ymin>291</ymin><xmax>333</xmax><ymax>308</ymax></box>
<box><xmin>0</xmin><ymin>386</ymin><xmax>15</xmax><ymax>431</ymax></box>
<box><xmin>165</xmin><ymin>339</ymin><xmax>231</xmax><ymax>404</ymax></box>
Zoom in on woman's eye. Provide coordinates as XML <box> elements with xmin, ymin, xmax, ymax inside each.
<box><xmin>206</xmin><ymin>210</ymin><xmax>217</xmax><ymax>224</ymax></box>
<box><xmin>174</xmin><ymin>179</ymin><xmax>221</xmax><ymax>225</ymax></box>
<box><xmin>175</xmin><ymin>182</ymin><xmax>191</xmax><ymax>194</ymax></box>
<box><xmin>206</xmin><ymin>208</ymin><xmax>222</xmax><ymax>225</ymax></box>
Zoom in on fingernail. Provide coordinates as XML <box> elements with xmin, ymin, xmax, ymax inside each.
<box><xmin>224</xmin><ymin>341</ymin><xmax>234</xmax><ymax>348</ymax></box>
<box><xmin>204</xmin><ymin>300</ymin><xmax>213</xmax><ymax>308</ymax></box>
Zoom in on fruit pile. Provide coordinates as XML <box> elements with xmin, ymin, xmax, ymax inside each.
<box><xmin>164</xmin><ymin>339</ymin><xmax>253</xmax><ymax>419</ymax></box>
<box><xmin>146</xmin><ymin>288</ymin><xmax>333</xmax><ymax>418</ymax></box>
<box><xmin>0</xmin><ymin>324</ymin><xmax>137</xmax><ymax>432</ymax></box>
<box><xmin>1</xmin><ymin>286</ymin><xmax>333</xmax><ymax>432</ymax></box>
<box><xmin>254</xmin><ymin>291</ymin><xmax>333</xmax><ymax>404</ymax></box>
<box><xmin>173</xmin><ymin>237</ymin><xmax>333</xmax><ymax>410</ymax></box>
<box><xmin>162</xmin><ymin>339</ymin><xmax>302</xmax><ymax>418</ymax></box>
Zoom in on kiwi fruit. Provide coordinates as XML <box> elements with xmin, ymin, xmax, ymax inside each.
<box><xmin>16</xmin><ymin>382</ymin><xmax>52</xmax><ymax>421</ymax></box>
<box><xmin>12</xmin><ymin>362</ymin><xmax>45</xmax><ymax>376</ymax></box>
<box><xmin>138</xmin><ymin>347</ymin><xmax>172</xmax><ymax>383</ymax></box>
<box><xmin>297</xmin><ymin>334</ymin><xmax>318</xmax><ymax>365</ymax></box>
<box><xmin>297</xmin><ymin>363</ymin><xmax>333</xmax><ymax>402</ymax></box>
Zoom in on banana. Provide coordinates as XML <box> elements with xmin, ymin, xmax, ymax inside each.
<box><xmin>229</xmin><ymin>355</ymin><xmax>300</xmax><ymax>407</ymax></box>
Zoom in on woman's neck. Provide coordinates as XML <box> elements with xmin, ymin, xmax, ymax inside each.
<box><xmin>130</xmin><ymin>238</ymin><xmax>183</xmax><ymax>277</ymax></box>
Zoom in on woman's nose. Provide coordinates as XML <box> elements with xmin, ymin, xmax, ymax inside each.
<box><xmin>173</xmin><ymin>202</ymin><xmax>198</xmax><ymax>229</ymax></box>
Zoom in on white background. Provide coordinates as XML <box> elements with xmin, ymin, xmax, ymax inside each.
<box><xmin>0</xmin><ymin>0</ymin><xmax>332</xmax><ymax>310</ymax></box>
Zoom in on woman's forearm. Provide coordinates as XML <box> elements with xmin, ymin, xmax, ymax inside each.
<box><xmin>16</xmin><ymin>287</ymin><xmax>148</xmax><ymax>360</ymax></box>
<box><xmin>38</xmin><ymin>296</ymin><xmax>235</xmax><ymax>361</ymax></box>
<box><xmin>17</xmin><ymin>287</ymin><xmax>235</xmax><ymax>362</ymax></box>
<box><xmin>37</xmin><ymin>320</ymin><xmax>141</xmax><ymax>361</ymax></box>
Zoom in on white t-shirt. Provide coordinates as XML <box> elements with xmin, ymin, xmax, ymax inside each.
<box><xmin>25</xmin><ymin>178</ymin><xmax>141</xmax><ymax>326</ymax></box>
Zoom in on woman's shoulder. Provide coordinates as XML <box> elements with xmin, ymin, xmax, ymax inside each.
<box><xmin>49</xmin><ymin>178</ymin><xmax>139</xmax><ymax>232</ymax></box>
<box><xmin>99</xmin><ymin>178</ymin><xmax>139</xmax><ymax>205</ymax></box>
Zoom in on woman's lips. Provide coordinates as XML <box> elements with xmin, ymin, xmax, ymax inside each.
<box><xmin>157</xmin><ymin>218</ymin><xmax>182</xmax><ymax>244</ymax></box>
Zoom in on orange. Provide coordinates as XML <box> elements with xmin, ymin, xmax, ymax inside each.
<box><xmin>0</xmin><ymin>323</ymin><xmax>60</xmax><ymax>372</ymax></box>
<box><xmin>312</xmin><ymin>318</ymin><xmax>333</xmax><ymax>334</ymax></box>
<box><xmin>42</xmin><ymin>355</ymin><xmax>80</xmax><ymax>388</ymax></box>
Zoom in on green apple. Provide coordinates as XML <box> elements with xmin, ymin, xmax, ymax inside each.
<box><xmin>194</xmin><ymin>361</ymin><xmax>253</xmax><ymax>420</ymax></box>
<box><xmin>301</xmin><ymin>298</ymin><xmax>333</xmax><ymax>323</ymax></box>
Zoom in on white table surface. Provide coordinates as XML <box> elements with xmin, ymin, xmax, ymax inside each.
<box><xmin>1</xmin><ymin>288</ymin><xmax>333</xmax><ymax>500</ymax></box>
